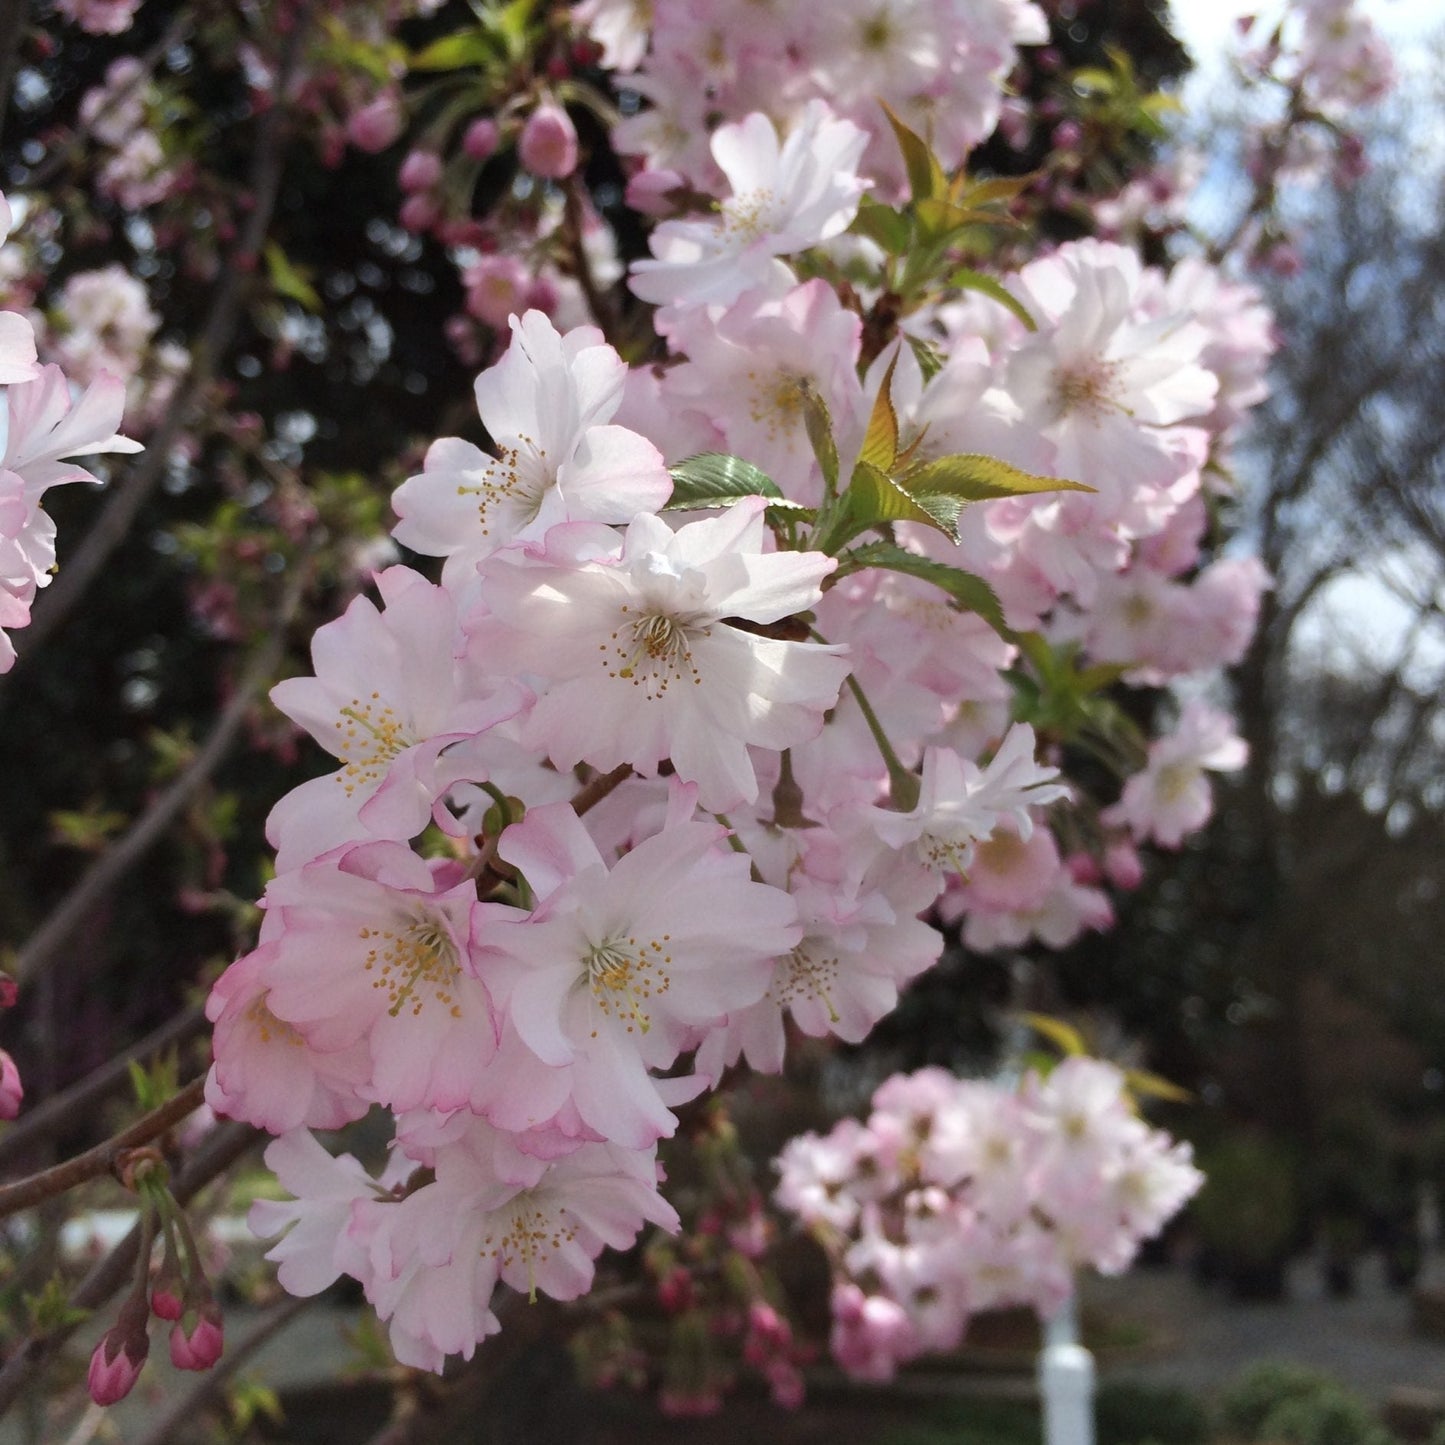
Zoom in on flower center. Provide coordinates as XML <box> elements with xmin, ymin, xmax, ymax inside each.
<box><xmin>1054</xmin><ymin>357</ymin><xmax>1125</xmax><ymax>419</ymax></box>
<box><xmin>360</xmin><ymin>913</ymin><xmax>463</xmax><ymax>1020</ymax></box>
<box><xmin>334</xmin><ymin>694</ymin><xmax>414</xmax><ymax>795</ymax></box>
<box><xmin>455</xmin><ymin>435</ymin><xmax>550</xmax><ymax>537</ymax></box>
<box><xmin>1154</xmin><ymin>760</ymin><xmax>1199</xmax><ymax>804</ymax></box>
<box><xmin>581</xmin><ymin>934</ymin><xmax>673</xmax><ymax>1036</ymax></box>
<box><xmin>722</xmin><ymin>188</ymin><xmax>777</xmax><ymax>242</ymax></box>
<box><xmin>770</xmin><ymin>942</ymin><xmax>841</xmax><ymax>1023</ymax></box>
<box><xmin>606</xmin><ymin>605</ymin><xmax>707</xmax><ymax>698</ymax></box>
<box><xmin>482</xmin><ymin>1196</ymin><xmax>580</xmax><ymax>1301</ymax></box>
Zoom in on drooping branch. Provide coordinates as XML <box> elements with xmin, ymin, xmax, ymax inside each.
<box><xmin>0</xmin><ymin>1118</ymin><xmax>261</xmax><ymax>1418</ymax></box>
<box><xmin>0</xmin><ymin>1075</ymin><xmax>206</xmax><ymax>1217</ymax></box>
<box><xmin>0</xmin><ymin>1002</ymin><xmax>206</xmax><ymax>1173</ymax></box>
<box><xmin>11</xmin><ymin>567</ymin><xmax>303</xmax><ymax>989</ymax></box>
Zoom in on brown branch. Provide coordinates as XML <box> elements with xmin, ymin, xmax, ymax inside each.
<box><xmin>1</xmin><ymin>5</ymin><xmax>312</xmax><ymax>680</ymax></box>
<box><xmin>12</xmin><ymin>567</ymin><xmax>304</xmax><ymax>989</ymax></box>
<box><xmin>0</xmin><ymin>1118</ymin><xmax>261</xmax><ymax>1419</ymax></box>
<box><xmin>0</xmin><ymin>1075</ymin><xmax>205</xmax><ymax>1217</ymax></box>
<box><xmin>0</xmin><ymin>1002</ymin><xmax>207</xmax><ymax>1173</ymax></box>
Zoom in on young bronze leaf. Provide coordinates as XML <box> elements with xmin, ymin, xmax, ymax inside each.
<box><xmin>879</xmin><ymin>100</ymin><xmax>946</xmax><ymax>203</ymax></box>
<box><xmin>902</xmin><ymin>453</ymin><xmax>1093</xmax><ymax>502</ymax></box>
<box><xmin>859</xmin><ymin>352</ymin><xmax>901</xmax><ymax>471</ymax></box>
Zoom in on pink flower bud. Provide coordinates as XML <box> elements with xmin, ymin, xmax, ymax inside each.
<box><xmin>518</xmin><ymin>101</ymin><xmax>578</xmax><ymax>180</ymax></box>
<box><xmin>169</xmin><ymin>1303</ymin><xmax>224</xmax><ymax>1371</ymax></box>
<box><xmin>346</xmin><ymin>92</ymin><xmax>403</xmax><ymax>154</ymax></box>
<box><xmin>462</xmin><ymin>117</ymin><xmax>499</xmax><ymax>161</ymax></box>
<box><xmin>399</xmin><ymin>194</ymin><xmax>440</xmax><ymax>233</ymax></box>
<box><xmin>398</xmin><ymin>149</ymin><xmax>443</xmax><ymax>194</ymax></box>
<box><xmin>88</xmin><ymin>1298</ymin><xmax>149</xmax><ymax>1406</ymax></box>
<box><xmin>150</xmin><ymin>1286</ymin><xmax>183</xmax><ymax>1322</ymax></box>
<box><xmin>0</xmin><ymin>1049</ymin><xmax>21</xmax><ymax>1121</ymax></box>
<box><xmin>0</xmin><ymin>969</ymin><xmax>17</xmax><ymax>1008</ymax></box>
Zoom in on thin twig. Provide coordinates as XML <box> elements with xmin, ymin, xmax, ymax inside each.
<box><xmin>132</xmin><ymin>1292</ymin><xmax>313</xmax><ymax>1445</ymax></box>
<box><xmin>0</xmin><ymin>1118</ymin><xmax>261</xmax><ymax>1418</ymax></box>
<box><xmin>0</xmin><ymin>1075</ymin><xmax>205</xmax><ymax>1217</ymax></box>
<box><xmin>0</xmin><ymin>1002</ymin><xmax>207</xmax><ymax>1172</ymax></box>
<box><xmin>12</xmin><ymin>567</ymin><xmax>304</xmax><ymax>989</ymax></box>
<box><xmin>1</xmin><ymin>5</ymin><xmax>311</xmax><ymax>679</ymax></box>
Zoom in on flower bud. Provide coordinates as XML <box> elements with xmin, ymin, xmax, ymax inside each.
<box><xmin>346</xmin><ymin>92</ymin><xmax>403</xmax><ymax>154</ymax></box>
<box><xmin>0</xmin><ymin>1049</ymin><xmax>21</xmax><ymax>1121</ymax></box>
<box><xmin>462</xmin><ymin>117</ymin><xmax>500</xmax><ymax>161</ymax></box>
<box><xmin>518</xmin><ymin>101</ymin><xmax>578</xmax><ymax>180</ymax></box>
<box><xmin>88</xmin><ymin>1297</ymin><xmax>150</xmax><ymax>1406</ymax></box>
<box><xmin>169</xmin><ymin>1301</ymin><xmax>224</xmax><ymax>1371</ymax></box>
<box><xmin>398</xmin><ymin>149</ymin><xmax>443</xmax><ymax>194</ymax></box>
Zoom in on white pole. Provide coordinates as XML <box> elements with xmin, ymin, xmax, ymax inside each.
<box><xmin>1039</xmin><ymin>1288</ymin><xmax>1095</xmax><ymax>1445</ymax></box>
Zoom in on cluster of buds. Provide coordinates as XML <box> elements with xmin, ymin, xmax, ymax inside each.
<box><xmin>86</xmin><ymin>1150</ymin><xmax>224</xmax><ymax>1407</ymax></box>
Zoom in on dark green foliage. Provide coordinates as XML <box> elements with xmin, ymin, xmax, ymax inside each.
<box><xmin>1095</xmin><ymin>1382</ymin><xmax>1210</xmax><ymax>1445</ymax></box>
<box><xmin>1220</xmin><ymin>1363</ymin><xmax>1397</xmax><ymax>1445</ymax></box>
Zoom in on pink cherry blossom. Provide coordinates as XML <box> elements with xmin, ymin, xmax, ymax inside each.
<box><xmin>468</xmin><ymin>500</ymin><xmax>851</xmax><ymax>811</ymax></box>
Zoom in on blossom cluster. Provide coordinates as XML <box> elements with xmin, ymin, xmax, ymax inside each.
<box><xmin>0</xmin><ymin>196</ymin><xmax>143</xmax><ymax>675</ymax></box>
<box><xmin>197</xmin><ymin>14</ymin><xmax>1287</xmax><ymax>1372</ymax></box>
<box><xmin>774</xmin><ymin>1058</ymin><xmax>1202</xmax><ymax>1380</ymax></box>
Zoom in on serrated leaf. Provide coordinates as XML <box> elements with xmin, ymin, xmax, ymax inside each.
<box><xmin>880</xmin><ymin>101</ymin><xmax>946</xmax><ymax>203</ymax></box>
<box><xmin>410</xmin><ymin>28</ymin><xmax>497</xmax><ymax>71</ymax></box>
<box><xmin>666</xmin><ymin>453</ymin><xmax>784</xmax><ymax>508</ymax></box>
<box><xmin>796</xmin><ymin>382</ymin><xmax>839</xmax><ymax>495</ymax></box>
<box><xmin>907</xmin><ymin>334</ymin><xmax>945</xmax><ymax>384</ymax></box>
<box><xmin>263</xmin><ymin>242</ymin><xmax>320</xmax><ymax>313</ymax></box>
<box><xmin>901</xmin><ymin>453</ymin><xmax>1092</xmax><ymax>503</ymax></box>
<box><xmin>1019</xmin><ymin>1011</ymin><xmax>1088</xmax><ymax>1058</ymax></box>
<box><xmin>859</xmin><ymin>353</ymin><xmax>900</xmax><ymax>471</ymax></box>
<box><xmin>840</xmin><ymin>542</ymin><xmax>1009</xmax><ymax>636</ymax></box>
<box><xmin>850</xmin><ymin>200</ymin><xmax>910</xmax><ymax>253</ymax></box>
<box><xmin>844</xmin><ymin>460</ymin><xmax>936</xmax><ymax>532</ymax></box>
<box><xmin>949</xmin><ymin>268</ymin><xmax>1038</xmax><ymax>331</ymax></box>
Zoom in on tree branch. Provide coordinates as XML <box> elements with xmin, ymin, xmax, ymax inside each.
<box><xmin>0</xmin><ymin>5</ymin><xmax>311</xmax><ymax>679</ymax></box>
<box><xmin>0</xmin><ymin>1118</ymin><xmax>261</xmax><ymax>1419</ymax></box>
<box><xmin>0</xmin><ymin>1075</ymin><xmax>205</xmax><ymax>1217</ymax></box>
<box><xmin>12</xmin><ymin>568</ymin><xmax>303</xmax><ymax>989</ymax></box>
<box><xmin>0</xmin><ymin>1002</ymin><xmax>206</xmax><ymax>1172</ymax></box>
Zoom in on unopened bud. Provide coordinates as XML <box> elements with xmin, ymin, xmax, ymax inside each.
<box><xmin>518</xmin><ymin>101</ymin><xmax>578</xmax><ymax>180</ymax></box>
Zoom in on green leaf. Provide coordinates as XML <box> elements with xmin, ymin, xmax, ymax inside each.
<box><xmin>880</xmin><ymin>101</ymin><xmax>946</xmax><ymax>203</ymax></box>
<box><xmin>949</xmin><ymin>267</ymin><xmax>1038</xmax><ymax>331</ymax></box>
<box><xmin>850</xmin><ymin>200</ymin><xmax>910</xmax><ymax>253</ymax></box>
<box><xmin>953</xmin><ymin>174</ymin><xmax>1035</xmax><ymax>208</ymax></box>
<box><xmin>1124</xmin><ymin>1067</ymin><xmax>1194</xmax><ymax>1105</ymax></box>
<box><xmin>859</xmin><ymin>352</ymin><xmax>900</xmax><ymax>471</ymax></box>
<box><xmin>796</xmin><ymin>382</ymin><xmax>839</xmax><ymax>496</ymax></box>
<box><xmin>409</xmin><ymin>28</ymin><xmax>497</xmax><ymax>70</ymax></box>
<box><xmin>263</xmin><ymin>241</ymin><xmax>321</xmax><ymax>313</ymax></box>
<box><xmin>838</xmin><ymin>541</ymin><xmax>1009</xmax><ymax>636</ymax></box>
<box><xmin>666</xmin><ymin>453</ymin><xmax>784</xmax><ymax>509</ymax></box>
<box><xmin>1019</xmin><ymin>1011</ymin><xmax>1088</xmax><ymax>1058</ymax></box>
<box><xmin>843</xmin><ymin>460</ymin><xmax>936</xmax><ymax>531</ymax></box>
<box><xmin>914</xmin><ymin>197</ymin><xmax>1009</xmax><ymax>241</ymax></box>
<box><xmin>901</xmin><ymin>453</ymin><xmax>1093</xmax><ymax>503</ymax></box>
